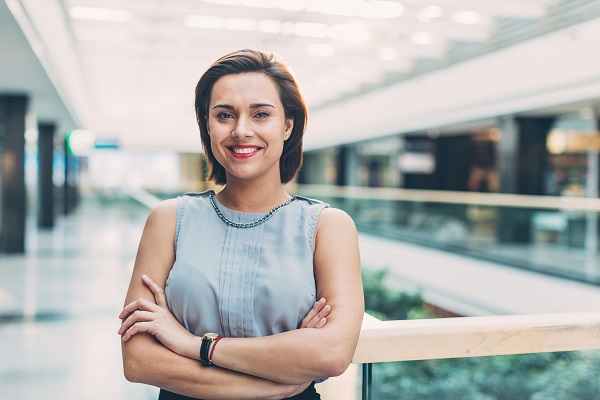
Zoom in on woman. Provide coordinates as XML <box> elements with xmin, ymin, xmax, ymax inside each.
<box><xmin>119</xmin><ymin>49</ymin><xmax>364</xmax><ymax>399</ymax></box>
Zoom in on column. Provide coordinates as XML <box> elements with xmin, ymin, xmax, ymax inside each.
<box><xmin>38</xmin><ymin>122</ymin><xmax>55</xmax><ymax>228</ymax></box>
<box><xmin>337</xmin><ymin>144</ymin><xmax>359</xmax><ymax>187</ymax></box>
<box><xmin>584</xmin><ymin>110</ymin><xmax>600</xmax><ymax>280</ymax></box>
<box><xmin>515</xmin><ymin>116</ymin><xmax>554</xmax><ymax>195</ymax></box>
<box><xmin>496</xmin><ymin>115</ymin><xmax>555</xmax><ymax>243</ymax></box>
<box><xmin>496</xmin><ymin>115</ymin><xmax>519</xmax><ymax>194</ymax></box>
<box><xmin>0</xmin><ymin>94</ymin><xmax>28</xmax><ymax>253</ymax></box>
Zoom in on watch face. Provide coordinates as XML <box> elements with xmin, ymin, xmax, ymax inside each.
<box><xmin>204</xmin><ymin>333</ymin><xmax>220</xmax><ymax>340</ymax></box>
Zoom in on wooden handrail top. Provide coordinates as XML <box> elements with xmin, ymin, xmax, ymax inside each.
<box><xmin>294</xmin><ymin>184</ymin><xmax>600</xmax><ymax>212</ymax></box>
<box><xmin>352</xmin><ymin>312</ymin><xmax>600</xmax><ymax>364</ymax></box>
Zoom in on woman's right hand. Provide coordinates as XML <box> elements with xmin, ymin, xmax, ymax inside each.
<box><xmin>300</xmin><ymin>298</ymin><xmax>330</xmax><ymax>329</ymax></box>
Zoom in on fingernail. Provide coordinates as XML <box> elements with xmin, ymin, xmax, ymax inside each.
<box><xmin>319</xmin><ymin>298</ymin><xmax>325</xmax><ymax>303</ymax></box>
<box><xmin>324</xmin><ymin>305</ymin><xmax>330</xmax><ymax>311</ymax></box>
<box><xmin>142</xmin><ymin>274</ymin><xmax>148</xmax><ymax>280</ymax></box>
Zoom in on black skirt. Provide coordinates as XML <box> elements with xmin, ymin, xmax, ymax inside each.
<box><xmin>158</xmin><ymin>381</ymin><xmax>320</xmax><ymax>400</ymax></box>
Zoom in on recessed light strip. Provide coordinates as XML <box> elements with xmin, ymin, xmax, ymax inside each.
<box><xmin>70</xmin><ymin>6</ymin><xmax>132</xmax><ymax>22</ymax></box>
<box><xmin>184</xmin><ymin>16</ymin><xmax>370</xmax><ymax>43</ymax></box>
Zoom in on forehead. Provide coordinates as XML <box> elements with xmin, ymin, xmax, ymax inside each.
<box><xmin>210</xmin><ymin>73</ymin><xmax>281</xmax><ymax>107</ymax></box>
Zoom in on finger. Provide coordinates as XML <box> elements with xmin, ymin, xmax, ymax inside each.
<box><xmin>121</xmin><ymin>321</ymin><xmax>153</xmax><ymax>342</ymax></box>
<box><xmin>301</xmin><ymin>298</ymin><xmax>326</xmax><ymax>327</ymax></box>
<box><xmin>142</xmin><ymin>274</ymin><xmax>168</xmax><ymax>308</ymax></box>
<box><xmin>314</xmin><ymin>317</ymin><xmax>327</xmax><ymax>329</ymax></box>
<box><xmin>307</xmin><ymin>304</ymin><xmax>331</xmax><ymax>328</ymax></box>
<box><xmin>119</xmin><ymin>297</ymin><xmax>157</xmax><ymax>320</ymax></box>
<box><xmin>118</xmin><ymin>310</ymin><xmax>155</xmax><ymax>335</ymax></box>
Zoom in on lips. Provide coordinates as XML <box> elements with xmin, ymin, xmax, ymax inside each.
<box><xmin>227</xmin><ymin>145</ymin><xmax>263</xmax><ymax>158</ymax></box>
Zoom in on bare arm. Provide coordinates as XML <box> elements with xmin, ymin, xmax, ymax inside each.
<box><xmin>209</xmin><ymin>208</ymin><xmax>364</xmax><ymax>384</ymax></box>
<box><xmin>120</xmin><ymin>200</ymin><xmax>306</xmax><ymax>399</ymax></box>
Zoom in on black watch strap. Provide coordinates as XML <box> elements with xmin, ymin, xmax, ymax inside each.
<box><xmin>199</xmin><ymin>337</ymin><xmax>212</xmax><ymax>366</ymax></box>
<box><xmin>199</xmin><ymin>333</ymin><xmax>220</xmax><ymax>366</ymax></box>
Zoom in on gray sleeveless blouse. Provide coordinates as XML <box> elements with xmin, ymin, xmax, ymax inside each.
<box><xmin>165</xmin><ymin>190</ymin><xmax>329</xmax><ymax>338</ymax></box>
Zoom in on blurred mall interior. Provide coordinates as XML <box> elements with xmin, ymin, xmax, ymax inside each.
<box><xmin>1</xmin><ymin>0</ymin><xmax>600</xmax><ymax>399</ymax></box>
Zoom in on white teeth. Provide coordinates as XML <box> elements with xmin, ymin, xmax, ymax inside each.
<box><xmin>232</xmin><ymin>147</ymin><xmax>258</xmax><ymax>154</ymax></box>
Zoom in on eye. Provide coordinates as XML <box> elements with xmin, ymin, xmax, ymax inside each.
<box><xmin>216</xmin><ymin>112</ymin><xmax>233</xmax><ymax>120</ymax></box>
<box><xmin>254</xmin><ymin>111</ymin><xmax>270</xmax><ymax>119</ymax></box>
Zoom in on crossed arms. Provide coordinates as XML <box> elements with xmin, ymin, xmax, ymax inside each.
<box><xmin>120</xmin><ymin>199</ymin><xmax>364</xmax><ymax>399</ymax></box>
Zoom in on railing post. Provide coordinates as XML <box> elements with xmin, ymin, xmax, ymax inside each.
<box><xmin>362</xmin><ymin>363</ymin><xmax>372</xmax><ymax>400</ymax></box>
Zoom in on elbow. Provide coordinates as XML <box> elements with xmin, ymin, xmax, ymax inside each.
<box><xmin>318</xmin><ymin>352</ymin><xmax>352</xmax><ymax>378</ymax></box>
<box><xmin>122</xmin><ymin>346</ymin><xmax>153</xmax><ymax>384</ymax></box>
<box><xmin>123</xmin><ymin>357</ymin><xmax>144</xmax><ymax>383</ymax></box>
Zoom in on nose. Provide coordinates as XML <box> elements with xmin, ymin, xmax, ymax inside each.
<box><xmin>231</xmin><ymin>115</ymin><xmax>254</xmax><ymax>139</ymax></box>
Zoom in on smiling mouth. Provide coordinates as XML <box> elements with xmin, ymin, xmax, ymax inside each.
<box><xmin>227</xmin><ymin>146</ymin><xmax>263</xmax><ymax>157</ymax></box>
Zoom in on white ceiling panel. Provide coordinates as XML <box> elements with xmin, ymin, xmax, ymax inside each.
<box><xmin>2</xmin><ymin>0</ymin><xmax>597</xmax><ymax>151</ymax></box>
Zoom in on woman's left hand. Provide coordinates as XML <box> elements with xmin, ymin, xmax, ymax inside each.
<box><xmin>118</xmin><ymin>274</ymin><xmax>196</xmax><ymax>358</ymax></box>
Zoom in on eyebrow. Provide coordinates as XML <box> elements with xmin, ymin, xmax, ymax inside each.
<box><xmin>212</xmin><ymin>103</ymin><xmax>275</xmax><ymax>110</ymax></box>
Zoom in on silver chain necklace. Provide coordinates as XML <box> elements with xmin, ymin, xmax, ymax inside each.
<box><xmin>208</xmin><ymin>191</ymin><xmax>297</xmax><ymax>229</ymax></box>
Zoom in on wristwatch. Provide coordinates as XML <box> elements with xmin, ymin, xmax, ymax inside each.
<box><xmin>199</xmin><ymin>332</ymin><xmax>222</xmax><ymax>366</ymax></box>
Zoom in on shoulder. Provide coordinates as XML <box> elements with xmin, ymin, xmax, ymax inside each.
<box><xmin>317</xmin><ymin>207</ymin><xmax>356</xmax><ymax>230</ymax></box>
<box><xmin>315</xmin><ymin>207</ymin><xmax>357</xmax><ymax>246</ymax></box>
<box><xmin>145</xmin><ymin>198</ymin><xmax>178</xmax><ymax>229</ymax></box>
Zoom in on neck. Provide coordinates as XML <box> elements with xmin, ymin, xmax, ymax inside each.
<box><xmin>217</xmin><ymin>176</ymin><xmax>290</xmax><ymax>213</ymax></box>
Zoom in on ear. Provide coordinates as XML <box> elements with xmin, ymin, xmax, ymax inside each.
<box><xmin>284</xmin><ymin>118</ymin><xmax>294</xmax><ymax>140</ymax></box>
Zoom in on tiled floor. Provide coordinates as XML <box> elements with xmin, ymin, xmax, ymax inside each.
<box><xmin>0</xmin><ymin>197</ymin><xmax>159</xmax><ymax>399</ymax></box>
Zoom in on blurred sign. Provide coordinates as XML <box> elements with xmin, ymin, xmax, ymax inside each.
<box><xmin>94</xmin><ymin>137</ymin><xmax>120</xmax><ymax>150</ymax></box>
<box><xmin>547</xmin><ymin>130</ymin><xmax>600</xmax><ymax>154</ymax></box>
<box><xmin>566</xmin><ymin>133</ymin><xmax>600</xmax><ymax>152</ymax></box>
<box><xmin>66</xmin><ymin>129</ymin><xmax>96</xmax><ymax>156</ymax></box>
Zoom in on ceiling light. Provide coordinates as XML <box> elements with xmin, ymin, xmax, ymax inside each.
<box><xmin>184</xmin><ymin>15</ymin><xmax>225</xmax><ymax>29</ymax></box>
<box><xmin>329</xmin><ymin>23</ymin><xmax>369</xmax><ymax>43</ymax></box>
<box><xmin>379</xmin><ymin>47</ymin><xmax>397</xmax><ymax>61</ymax></box>
<box><xmin>70</xmin><ymin>6</ymin><xmax>132</xmax><ymax>22</ymax></box>
<box><xmin>547</xmin><ymin>129</ymin><xmax>568</xmax><ymax>154</ymax></box>
<box><xmin>359</xmin><ymin>1</ymin><xmax>404</xmax><ymax>19</ymax></box>
<box><xmin>316</xmin><ymin>0</ymin><xmax>364</xmax><ymax>17</ymax></box>
<box><xmin>25</xmin><ymin>128</ymin><xmax>38</xmax><ymax>143</ymax></box>
<box><xmin>67</xmin><ymin>129</ymin><xmax>97</xmax><ymax>157</ymax></box>
<box><xmin>279</xmin><ymin>0</ymin><xmax>309</xmax><ymax>11</ymax></box>
<box><xmin>225</xmin><ymin>18</ymin><xmax>257</xmax><ymax>31</ymax></box>
<box><xmin>258</xmin><ymin>20</ymin><xmax>282</xmax><ymax>33</ymax></box>
<box><xmin>240</xmin><ymin>0</ymin><xmax>279</xmax><ymax>7</ymax></box>
<box><xmin>294</xmin><ymin>22</ymin><xmax>330</xmax><ymax>38</ymax></box>
<box><xmin>281</xmin><ymin>21</ymin><xmax>295</xmax><ymax>35</ymax></box>
<box><xmin>76</xmin><ymin>29</ymin><xmax>130</xmax><ymax>43</ymax></box>
<box><xmin>305</xmin><ymin>43</ymin><xmax>335</xmax><ymax>57</ymax></box>
<box><xmin>418</xmin><ymin>5</ymin><xmax>443</xmax><ymax>21</ymax></box>
<box><xmin>488</xmin><ymin>128</ymin><xmax>502</xmax><ymax>142</ymax></box>
<box><xmin>453</xmin><ymin>11</ymin><xmax>480</xmax><ymax>25</ymax></box>
<box><xmin>411</xmin><ymin>31</ymin><xmax>433</xmax><ymax>45</ymax></box>
<box><xmin>202</xmin><ymin>0</ymin><xmax>240</xmax><ymax>5</ymax></box>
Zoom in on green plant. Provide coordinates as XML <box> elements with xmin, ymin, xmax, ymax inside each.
<box><xmin>362</xmin><ymin>268</ymin><xmax>600</xmax><ymax>399</ymax></box>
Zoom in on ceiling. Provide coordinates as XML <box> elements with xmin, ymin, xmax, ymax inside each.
<box><xmin>2</xmin><ymin>0</ymin><xmax>598</xmax><ymax>151</ymax></box>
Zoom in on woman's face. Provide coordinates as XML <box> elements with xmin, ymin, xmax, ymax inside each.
<box><xmin>207</xmin><ymin>72</ymin><xmax>293</xmax><ymax>184</ymax></box>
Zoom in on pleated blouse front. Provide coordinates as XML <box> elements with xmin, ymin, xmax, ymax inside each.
<box><xmin>165</xmin><ymin>190</ymin><xmax>328</xmax><ymax>338</ymax></box>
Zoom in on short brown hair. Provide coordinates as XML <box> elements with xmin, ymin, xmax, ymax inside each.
<box><xmin>195</xmin><ymin>49</ymin><xmax>308</xmax><ymax>185</ymax></box>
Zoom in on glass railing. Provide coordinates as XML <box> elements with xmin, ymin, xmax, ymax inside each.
<box><xmin>354</xmin><ymin>312</ymin><xmax>600</xmax><ymax>400</ymax></box>
<box><xmin>294</xmin><ymin>184</ymin><xmax>600</xmax><ymax>285</ymax></box>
